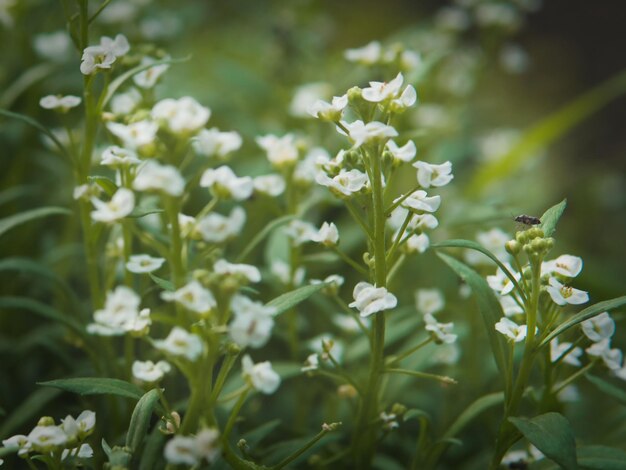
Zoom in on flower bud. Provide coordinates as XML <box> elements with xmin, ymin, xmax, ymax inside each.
<box><xmin>505</xmin><ymin>240</ymin><xmax>521</xmax><ymax>255</ymax></box>
<box><xmin>347</xmin><ymin>86</ymin><xmax>363</xmax><ymax>102</ymax></box>
<box><xmin>37</xmin><ymin>416</ymin><xmax>55</xmax><ymax>427</ymax></box>
<box><xmin>516</xmin><ymin>231</ymin><xmax>529</xmax><ymax>244</ymax></box>
<box><xmin>391</xmin><ymin>403</ymin><xmax>407</xmax><ymax>417</ymax></box>
<box><xmin>338</xmin><ymin>384</ymin><xmax>358</xmax><ymax>399</ymax></box>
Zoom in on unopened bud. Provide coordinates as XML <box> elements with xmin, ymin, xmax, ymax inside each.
<box><xmin>338</xmin><ymin>384</ymin><xmax>358</xmax><ymax>399</ymax></box>
<box><xmin>505</xmin><ymin>240</ymin><xmax>521</xmax><ymax>255</ymax></box>
<box><xmin>37</xmin><ymin>416</ymin><xmax>55</xmax><ymax>427</ymax></box>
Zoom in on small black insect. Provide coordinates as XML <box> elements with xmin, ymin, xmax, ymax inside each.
<box><xmin>514</xmin><ymin>214</ymin><xmax>541</xmax><ymax>226</ymax></box>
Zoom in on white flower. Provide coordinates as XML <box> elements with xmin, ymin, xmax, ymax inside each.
<box><xmin>398</xmin><ymin>190</ymin><xmax>441</xmax><ymax>213</ymax></box>
<box><xmin>133</xmin><ymin>160</ymin><xmax>185</xmax><ymax>197</ymax></box>
<box><xmin>27</xmin><ymin>426</ymin><xmax>68</xmax><ymax>451</ymax></box>
<box><xmin>316</xmin><ymin>169</ymin><xmax>368</xmax><ymax>197</ymax></box>
<box><xmin>424</xmin><ymin>313</ymin><xmax>457</xmax><ymax>344</ymax></box>
<box><xmin>302</xmin><ymin>353</ymin><xmax>320</xmax><ymax>372</ymax></box>
<box><xmin>101</xmin><ymin>146</ymin><xmax>141</xmax><ymax>168</ymax></box>
<box><xmin>132</xmin><ymin>360</ymin><xmax>171</xmax><ymax>383</ymax></box>
<box><xmin>253</xmin><ymin>174</ymin><xmax>286</xmax><ymax>196</ymax></box>
<box><xmin>349</xmin><ymin>282</ymin><xmax>397</xmax><ymax>317</ymax></box>
<box><xmin>75</xmin><ymin>410</ymin><xmax>96</xmax><ymax>436</ymax></box>
<box><xmin>152</xmin><ymin>97</ymin><xmax>210</xmax><ymax>134</ymax></box>
<box><xmin>107</xmin><ymin>120</ymin><xmax>158</xmax><ymax>150</ymax></box>
<box><xmin>406</xmin><ymin>233</ymin><xmax>430</xmax><ymax>253</ymax></box>
<box><xmin>200</xmin><ymin>166</ymin><xmax>253</xmax><ymax>201</ymax></box>
<box><xmin>309</xmin><ymin>335</ymin><xmax>345</xmax><ymax>363</ymax></box>
<box><xmin>193</xmin><ymin>128</ymin><xmax>242</xmax><ymax>159</ymax></box>
<box><xmin>256</xmin><ymin>134</ymin><xmax>299</xmax><ymax>168</ymax></box>
<box><xmin>290</xmin><ymin>82</ymin><xmax>332</xmax><ymax>117</ymax></box>
<box><xmin>178</xmin><ymin>214</ymin><xmax>197</xmax><ymax>238</ymax></box>
<box><xmin>194</xmin><ymin>428</ymin><xmax>220</xmax><ymax>463</ymax></box>
<box><xmin>344</xmin><ymin>41</ymin><xmax>382</xmax><ymax>65</ymax></box>
<box><xmin>161</xmin><ymin>281</ymin><xmax>216</xmax><ymax>314</ymax></box>
<box><xmin>308</xmin><ymin>94</ymin><xmax>348</xmax><ymax>121</ymax></box>
<box><xmin>39</xmin><ymin>95</ymin><xmax>81</xmax><ymax>110</ymax></box>
<box><xmin>61</xmin><ymin>443</ymin><xmax>93</xmax><ymax>461</ymax></box>
<box><xmin>429</xmin><ymin>343</ymin><xmax>460</xmax><ymax>365</ymax></box>
<box><xmin>229</xmin><ymin>295</ymin><xmax>276</xmax><ymax>348</ymax></box>
<box><xmin>133</xmin><ymin>57</ymin><xmax>169</xmax><ymax>89</ymax></box>
<box><xmin>495</xmin><ymin>317</ymin><xmax>527</xmax><ymax>342</ymax></box>
<box><xmin>154</xmin><ymin>327</ymin><xmax>203</xmax><ymax>361</ymax></box>
<box><xmin>295</xmin><ymin>147</ymin><xmax>331</xmax><ymax>184</ymax></box>
<box><xmin>542</xmin><ymin>255</ymin><xmax>583</xmax><ymax>278</ymax></box>
<box><xmin>241</xmin><ymin>355</ymin><xmax>281</xmax><ymax>394</ymax></box>
<box><xmin>380</xmin><ymin>411</ymin><xmax>399</xmax><ymax>430</ymax></box>
<box><xmin>413</xmin><ymin>161</ymin><xmax>454</xmax><ymax>188</ymax></box>
<box><xmin>414</xmin><ymin>213</ymin><xmax>439</xmax><ymax>230</ymax></box>
<box><xmin>2</xmin><ymin>434</ymin><xmax>31</xmax><ymax>456</ymax></box>
<box><xmin>271</xmin><ymin>260</ymin><xmax>306</xmax><ymax>286</ymax></box>
<box><xmin>390</xmin><ymin>85</ymin><xmax>418</xmax><ymax>111</ymax></box>
<box><xmin>214</xmin><ymin>259</ymin><xmax>261</xmax><ymax>283</ymax></box>
<box><xmin>386</xmin><ymin>140</ymin><xmax>417</xmax><ymax>163</ymax></box>
<box><xmin>339</xmin><ymin>120</ymin><xmax>398</xmax><ymax>148</ymax></box>
<box><xmin>581</xmin><ymin>312</ymin><xmax>615</xmax><ymax>342</ymax></box>
<box><xmin>546</xmin><ymin>278</ymin><xmax>589</xmax><ymax>306</ymax></box>
<box><xmin>500</xmin><ymin>295</ymin><xmax>524</xmax><ymax>317</ymax></box>
<box><xmin>361</xmin><ymin>72</ymin><xmax>404</xmax><ymax>103</ymax></box>
<box><xmin>126</xmin><ymin>254</ymin><xmax>165</xmax><ymax>273</ymax></box>
<box><xmin>550</xmin><ymin>338</ymin><xmax>582</xmax><ymax>366</ymax></box>
<box><xmin>60</xmin><ymin>415</ymin><xmax>79</xmax><ymax>440</ymax></box>
<box><xmin>33</xmin><ymin>31</ymin><xmax>72</xmax><ymax>61</ymax></box>
<box><xmin>80</xmin><ymin>34</ymin><xmax>129</xmax><ymax>75</ymax></box>
<box><xmin>487</xmin><ymin>264</ymin><xmax>520</xmax><ymax>296</ymax></box>
<box><xmin>196</xmin><ymin>207</ymin><xmax>246</xmax><ymax>243</ymax></box>
<box><xmin>586</xmin><ymin>339</ymin><xmax>623</xmax><ymax>370</ymax></box>
<box><xmin>285</xmin><ymin>220</ymin><xmax>318</xmax><ymax>246</ymax></box>
<box><xmin>90</xmin><ymin>188</ymin><xmax>135</xmax><ymax>223</ymax></box>
<box><xmin>164</xmin><ymin>436</ymin><xmax>198</xmax><ymax>466</ymax></box>
<box><xmin>87</xmin><ymin>286</ymin><xmax>148</xmax><ymax>336</ymax></box>
<box><xmin>465</xmin><ymin>229</ymin><xmax>511</xmax><ymax>266</ymax></box>
<box><xmin>110</xmin><ymin>88</ymin><xmax>142</xmax><ymax>116</ymax></box>
<box><xmin>310</xmin><ymin>221</ymin><xmax>339</xmax><ymax>247</ymax></box>
<box><xmin>415</xmin><ymin>289</ymin><xmax>444</xmax><ymax>315</ymax></box>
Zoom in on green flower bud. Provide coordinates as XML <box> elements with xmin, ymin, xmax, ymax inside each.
<box><xmin>391</xmin><ymin>403</ymin><xmax>408</xmax><ymax>417</ymax></box>
<box><xmin>505</xmin><ymin>240</ymin><xmax>521</xmax><ymax>255</ymax></box>
<box><xmin>516</xmin><ymin>231</ymin><xmax>529</xmax><ymax>244</ymax></box>
<box><xmin>37</xmin><ymin>416</ymin><xmax>55</xmax><ymax>427</ymax></box>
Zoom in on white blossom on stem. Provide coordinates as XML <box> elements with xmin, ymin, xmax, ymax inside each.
<box><xmin>90</xmin><ymin>188</ymin><xmax>135</xmax><ymax>223</ymax></box>
<box><xmin>133</xmin><ymin>160</ymin><xmax>185</xmax><ymax>197</ymax></box>
<box><xmin>241</xmin><ymin>355</ymin><xmax>281</xmax><ymax>394</ymax></box>
<box><xmin>349</xmin><ymin>282</ymin><xmax>397</xmax><ymax>317</ymax></box>
<box><xmin>413</xmin><ymin>161</ymin><xmax>454</xmax><ymax>188</ymax></box>
<box><xmin>154</xmin><ymin>327</ymin><xmax>203</xmax><ymax>361</ymax></box>
<box><xmin>546</xmin><ymin>277</ymin><xmax>589</xmax><ymax>306</ymax></box>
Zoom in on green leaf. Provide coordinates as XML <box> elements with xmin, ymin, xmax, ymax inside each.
<box><xmin>0</xmin><ymin>297</ymin><xmax>85</xmax><ymax>336</ymax></box>
<box><xmin>0</xmin><ymin>206</ymin><xmax>71</xmax><ymax>238</ymax></box>
<box><xmin>39</xmin><ymin>377</ymin><xmax>145</xmax><ymax>401</ymax></box>
<box><xmin>126</xmin><ymin>389</ymin><xmax>161</xmax><ymax>453</ymax></box>
<box><xmin>0</xmin><ymin>257</ymin><xmax>75</xmax><ymax>300</ymax></box>
<box><xmin>149</xmin><ymin>273</ymin><xmax>175</xmax><ymax>292</ymax></box>
<box><xmin>540</xmin><ymin>199</ymin><xmax>567</xmax><ymax>237</ymax></box>
<box><xmin>101</xmin><ymin>56</ymin><xmax>191</xmax><ymax>108</ymax></box>
<box><xmin>128</xmin><ymin>207</ymin><xmax>164</xmax><ymax>219</ymax></box>
<box><xmin>0</xmin><ymin>387</ymin><xmax>62</xmax><ymax>438</ymax></box>
<box><xmin>433</xmin><ymin>240</ymin><xmax>526</xmax><ymax>301</ymax></box>
<box><xmin>585</xmin><ymin>374</ymin><xmax>626</xmax><ymax>406</ymax></box>
<box><xmin>0</xmin><ymin>63</ymin><xmax>56</xmax><ymax>108</ymax></box>
<box><xmin>575</xmin><ymin>445</ymin><xmax>626</xmax><ymax>470</ymax></box>
<box><xmin>442</xmin><ymin>392</ymin><xmax>505</xmax><ymax>440</ymax></box>
<box><xmin>0</xmin><ymin>109</ymin><xmax>70</xmax><ymax>159</ymax></box>
<box><xmin>0</xmin><ymin>185</ymin><xmax>37</xmax><ymax>207</ymax></box>
<box><xmin>139</xmin><ymin>427</ymin><xmax>166</xmax><ymax>470</ymax></box>
<box><xmin>509</xmin><ymin>412</ymin><xmax>578</xmax><ymax>470</ymax></box>
<box><xmin>236</xmin><ymin>215</ymin><xmax>295</xmax><ymax>262</ymax></box>
<box><xmin>88</xmin><ymin>175</ymin><xmax>118</xmax><ymax>197</ymax></box>
<box><xmin>467</xmin><ymin>68</ymin><xmax>626</xmax><ymax>196</ymax></box>
<box><xmin>436</xmin><ymin>252</ymin><xmax>508</xmax><ymax>378</ymax></box>
<box><xmin>268</xmin><ymin>283</ymin><xmax>327</xmax><ymax>317</ymax></box>
<box><xmin>539</xmin><ymin>296</ymin><xmax>626</xmax><ymax>348</ymax></box>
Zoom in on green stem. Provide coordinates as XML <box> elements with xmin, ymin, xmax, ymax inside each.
<box><xmin>552</xmin><ymin>361</ymin><xmax>595</xmax><ymax>395</ymax></box>
<box><xmin>331</xmin><ymin>246</ymin><xmax>368</xmax><ymax>276</ymax></box>
<box><xmin>386</xmin><ymin>337</ymin><xmax>432</xmax><ymax>367</ymax></box>
<box><xmin>271</xmin><ymin>425</ymin><xmax>338</xmax><ymax>470</ymax></box>
<box><xmin>383</xmin><ymin>368</ymin><xmax>457</xmax><ymax>385</ymax></box>
<box><xmin>164</xmin><ymin>197</ymin><xmax>184</xmax><ymax>288</ymax></box>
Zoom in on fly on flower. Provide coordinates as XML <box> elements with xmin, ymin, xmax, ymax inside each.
<box><xmin>514</xmin><ymin>214</ymin><xmax>541</xmax><ymax>226</ymax></box>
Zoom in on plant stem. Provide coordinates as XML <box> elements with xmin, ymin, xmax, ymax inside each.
<box><xmin>383</xmin><ymin>368</ymin><xmax>457</xmax><ymax>385</ymax></box>
<box><xmin>271</xmin><ymin>425</ymin><xmax>337</xmax><ymax>470</ymax></box>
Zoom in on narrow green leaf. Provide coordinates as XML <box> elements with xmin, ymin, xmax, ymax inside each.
<box><xmin>236</xmin><ymin>214</ymin><xmax>295</xmax><ymax>262</ymax></box>
<box><xmin>467</xmin><ymin>68</ymin><xmax>626</xmax><ymax>195</ymax></box>
<box><xmin>442</xmin><ymin>392</ymin><xmax>505</xmax><ymax>440</ymax></box>
<box><xmin>0</xmin><ymin>297</ymin><xmax>84</xmax><ymax>336</ymax></box>
<box><xmin>39</xmin><ymin>377</ymin><xmax>145</xmax><ymax>401</ymax></box>
<box><xmin>139</xmin><ymin>428</ymin><xmax>166</xmax><ymax>470</ymax></box>
<box><xmin>0</xmin><ymin>257</ymin><xmax>74</xmax><ymax>297</ymax></box>
<box><xmin>149</xmin><ymin>273</ymin><xmax>175</xmax><ymax>292</ymax></box>
<box><xmin>0</xmin><ymin>63</ymin><xmax>55</xmax><ymax>108</ymax></box>
<box><xmin>0</xmin><ymin>185</ymin><xmax>37</xmax><ymax>207</ymax></box>
<box><xmin>268</xmin><ymin>283</ymin><xmax>327</xmax><ymax>317</ymax></box>
<box><xmin>540</xmin><ymin>199</ymin><xmax>567</xmax><ymax>237</ymax></box>
<box><xmin>575</xmin><ymin>445</ymin><xmax>626</xmax><ymax>470</ymax></box>
<box><xmin>101</xmin><ymin>56</ymin><xmax>191</xmax><ymax>108</ymax></box>
<box><xmin>126</xmin><ymin>389</ymin><xmax>161</xmax><ymax>453</ymax></box>
<box><xmin>0</xmin><ymin>109</ymin><xmax>70</xmax><ymax>159</ymax></box>
<box><xmin>88</xmin><ymin>175</ymin><xmax>118</xmax><ymax>197</ymax></box>
<box><xmin>0</xmin><ymin>387</ymin><xmax>62</xmax><ymax>438</ymax></box>
<box><xmin>539</xmin><ymin>296</ymin><xmax>626</xmax><ymax>347</ymax></box>
<box><xmin>509</xmin><ymin>412</ymin><xmax>578</xmax><ymax>470</ymax></box>
<box><xmin>433</xmin><ymin>240</ymin><xmax>526</xmax><ymax>301</ymax></box>
<box><xmin>0</xmin><ymin>206</ymin><xmax>71</xmax><ymax>238</ymax></box>
<box><xmin>585</xmin><ymin>374</ymin><xmax>626</xmax><ymax>406</ymax></box>
<box><xmin>436</xmin><ymin>252</ymin><xmax>508</xmax><ymax>378</ymax></box>
<box><xmin>127</xmin><ymin>207</ymin><xmax>164</xmax><ymax>219</ymax></box>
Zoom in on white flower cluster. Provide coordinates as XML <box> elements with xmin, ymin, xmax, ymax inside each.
<box><xmin>582</xmin><ymin>313</ymin><xmax>626</xmax><ymax>379</ymax></box>
<box><xmin>1</xmin><ymin>411</ymin><xmax>95</xmax><ymax>460</ymax></box>
<box><xmin>87</xmin><ymin>286</ymin><xmax>151</xmax><ymax>336</ymax></box>
<box><xmin>416</xmin><ymin>289</ymin><xmax>458</xmax><ymax>344</ymax></box>
<box><xmin>80</xmin><ymin>34</ymin><xmax>129</xmax><ymax>75</ymax></box>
